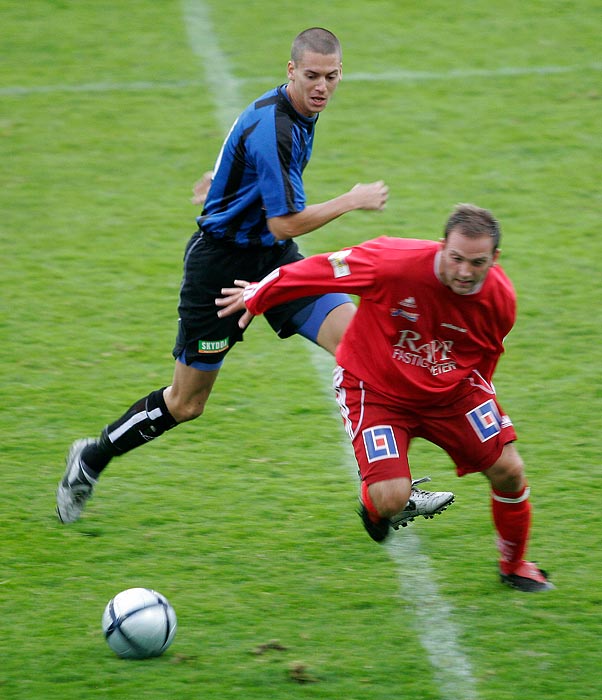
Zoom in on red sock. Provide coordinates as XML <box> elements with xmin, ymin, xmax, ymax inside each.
<box><xmin>361</xmin><ymin>481</ymin><xmax>382</xmax><ymax>523</ymax></box>
<box><xmin>491</xmin><ymin>485</ymin><xmax>532</xmax><ymax>575</ymax></box>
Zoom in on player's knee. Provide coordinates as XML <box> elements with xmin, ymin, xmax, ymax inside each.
<box><xmin>369</xmin><ymin>479</ymin><xmax>411</xmax><ymax>518</ymax></box>
<box><xmin>166</xmin><ymin>364</ymin><xmax>219</xmax><ymax>423</ymax></box>
<box><xmin>378</xmin><ymin>496</ymin><xmax>407</xmax><ymax>518</ymax></box>
<box><xmin>485</xmin><ymin>444</ymin><xmax>526</xmax><ymax>491</ymax></box>
<box><xmin>173</xmin><ymin>400</ymin><xmax>205</xmax><ymax>423</ymax></box>
<box><xmin>164</xmin><ymin>389</ymin><xmax>208</xmax><ymax>423</ymax></box>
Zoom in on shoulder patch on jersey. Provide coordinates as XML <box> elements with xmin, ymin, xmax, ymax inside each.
<box><xmin>328</xmin><ymin>249</ymin><xmax>353</xmax><ymax>278</ymax></box>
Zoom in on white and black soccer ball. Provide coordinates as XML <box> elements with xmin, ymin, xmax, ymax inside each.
<box><xmin>102</xmin><ymin>587</ymin><xmax>177</xmax><ymax>659</ymax></box>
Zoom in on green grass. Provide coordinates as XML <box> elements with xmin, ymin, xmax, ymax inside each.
<box><xmin>1</xmin><ymin>1</ymin><xmax>601</xmax><ymax>698</ymax></box>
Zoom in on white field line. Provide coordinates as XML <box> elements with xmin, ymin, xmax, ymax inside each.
<box><xmin>2</xmin><ymin>62</ymin><xmax>601</xmax><ymax>98</ymax></box>
<box><xmin>179</xmin><ymin>1</ymin><xmax>479</xmax><ymax>698</ymax></box>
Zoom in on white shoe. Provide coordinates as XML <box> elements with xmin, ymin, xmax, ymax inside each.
<box><xmin>390</xmin><ymin>477</ymin><xmax>455</xmax><ymax>529</ymax></box>
<box><xmin>56</xmin><ymin>438</ymin><xmax>98</xmax><ymax>523</ymax></box>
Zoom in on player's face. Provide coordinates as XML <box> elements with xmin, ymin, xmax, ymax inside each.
<box><xmin>286</xmin><ymin>51</ymin><xmax>342</xmax><ymax>117</ymax></box>
<box><xmin>438</xmin><ymin>228</ymin><xmax>499</xmax><ymax>295</ymax></box>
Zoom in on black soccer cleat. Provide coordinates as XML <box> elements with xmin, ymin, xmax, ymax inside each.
<box><xmin>500</xmin><ymin>561</ymin><xmax>555</xmax><ymax>592</ymax></box>
<box><xmin>358</xmin><ymin>504</ymin><xmax>391</xmax><ymax>542</ymax></box>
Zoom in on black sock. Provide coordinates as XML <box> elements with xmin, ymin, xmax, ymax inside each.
<box><xmin>81</xmin><ymin>387</ymin><xmax>178</xmax><ymax>476</ymax></box>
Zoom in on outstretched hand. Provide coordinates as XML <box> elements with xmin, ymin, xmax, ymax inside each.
<box><xmin>350</xmin><ymin>180</ymin><xmax>389</xmax><ymax>211</ymax></box>
<box><xmin>216</xmin><ymin>279</ymin><xmax>255</xmax><ymax>329</ymax></box>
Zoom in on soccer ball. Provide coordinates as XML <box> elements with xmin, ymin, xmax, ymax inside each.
<box><xmin>102</xmin><ymin>587</ymin><xmax>177</xmax><ymax>659</ymax></box>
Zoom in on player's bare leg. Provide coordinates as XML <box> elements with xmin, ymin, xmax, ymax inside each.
<box><xmin>484</xmin><ymin>443</ymin><xmax>525</xmax><ymax>492</ymax></box>
<box><xmin>164</xmin><ymin>361</ymin><xmax>220</xmax><ymax>422</ymax></box>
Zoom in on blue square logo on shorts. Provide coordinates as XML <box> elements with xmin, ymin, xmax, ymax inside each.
<box><xmin>363</xmin><ymin>425</ymin><xmax>399</xmax><ymax>463</ymax></box>
<box><xmin>466</xmin><ymin>399</ymin><xmax>502</xmax><ymax>442</ymax></box>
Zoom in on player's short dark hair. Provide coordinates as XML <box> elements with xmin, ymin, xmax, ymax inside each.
<box><xmin>291</xmin><ymin>28</ymin><xmax>342</xmax><ymax>63</ymax></box>
<box><xmin>444</xmin><ymin>204</ymin><xmax>501</xmax><ymax>251</ymax></box>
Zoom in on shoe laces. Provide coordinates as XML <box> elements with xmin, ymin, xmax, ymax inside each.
<box><xmin>410</xmin><ymin>475</ymin><xmax>432</xmax><ymax>496</ymax></box>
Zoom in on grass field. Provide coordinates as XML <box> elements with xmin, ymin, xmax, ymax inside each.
<box><xmin>1</xmin><ymin>1</ymin><xmax>601</xmax><ymax>698</ymax></box>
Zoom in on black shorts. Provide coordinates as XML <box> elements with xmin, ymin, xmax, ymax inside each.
<box><xmin>172</xmin><ymin>231</ymin><xmax>325</xmax><ymax>366</ymax></box>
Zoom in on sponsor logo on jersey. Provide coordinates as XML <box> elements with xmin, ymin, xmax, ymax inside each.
<box><xmin>328</xmin><ymin>249</ymin><xmax>353</xmax><ymax>278</ymax></box>
<box><xmin>391</xmin><ymin>309</ymin><xmax>419</xmax><ymax>322</ymax></box>
<box><xmin>391</xmin><ymin>329</ymin><xmax>457</xmax><ymax>375</ymax></box>
<box><xmin>391</xmin><ymin>297</ymin><xmax>419</xmax><ymax>321</ymax></box>
<box><xmin>362</xmin><ymin>425</ymin><xmax>399</xmax><ymax>463</ymax></box>
<box><xmin>198</xmin><ymin>337</ymin><xmax>229</xmax><ymax>354</ymax></box>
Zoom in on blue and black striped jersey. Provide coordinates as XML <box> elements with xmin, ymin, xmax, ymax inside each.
<box><xmin>197</xmin><ymin>85</ymin><xmax>317</xmax><ymax>248</ymax></box>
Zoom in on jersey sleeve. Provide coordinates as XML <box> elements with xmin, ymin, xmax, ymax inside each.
<box><xmin>244</xmin><ymin>242</ymin><xmax>380</xmax><ymax>315</ymax></box>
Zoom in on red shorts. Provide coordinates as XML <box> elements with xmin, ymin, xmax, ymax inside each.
<box><xmin>333</xmin><ymin>366</ymin><xmax>517</xmax><ymax>485</ymax></box>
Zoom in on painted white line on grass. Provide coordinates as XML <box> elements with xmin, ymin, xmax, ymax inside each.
<box><xmin>180</xmin><ymin>3</ymin><xmax>478</xmax><ymax>697</ymax></box>
<box><xmin>0</xmin><ymin>79</ymin><xmax>207</xmax><ymax>96</ymax></box>
<box><xmin>2</xmin><ymin>62</ymin><xmax>601</xmax><ymax>97</ymax></box>
<box><xmin>342</xmin><ymin>61</ymin><xmax>602</xmax><ymax>82</ymax></box>
<box><xmin>179</xmin><ymin>1</ymin><xmax>241</xmax><ymax>132</ymax></box>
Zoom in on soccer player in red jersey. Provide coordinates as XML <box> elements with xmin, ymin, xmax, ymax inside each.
<box><xmin>218</xmin><ymin>203</ymin><xmax>553</xmax><ymax>592</ymax></box>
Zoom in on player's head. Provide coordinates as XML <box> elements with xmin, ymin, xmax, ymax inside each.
<box><xmin>291</xmin><ymin>28</ymin><xmax>342</xmax><ymax>63</ymax></box>
<box><xmin>286</xmin><ymin>28</ymin><xmax>343</xmax><ymax>117</ymax></box>
<box><xmin>439</xmin><ymin>204</ymin><xmax>501</xmax><ymax>295</ymax></box>
<box><xmin>443</xmin><ymin>203</ymin><xmax>501</xmax><ymax>251</ymax></box>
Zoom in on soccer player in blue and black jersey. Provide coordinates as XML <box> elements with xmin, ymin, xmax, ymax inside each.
<box><xmin>57</xmin><ymin>28</ymin><xmax>389</xmax><ymax>523</ymax></box>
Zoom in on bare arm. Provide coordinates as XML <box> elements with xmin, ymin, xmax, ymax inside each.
<box><xmin>191</xmin><ymin>171</ymin><xmax>213</xmax><ymax>205</ymax></box>
<box><xmin>268</xmin><ymin>180</ymin><xmax>388</xmax><ymax>240</ymax></box>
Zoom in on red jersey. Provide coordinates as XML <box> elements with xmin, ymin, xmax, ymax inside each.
<box><xmin>244</xmin><ymin>237</ymin><xmax>516</xmax><ymax>407</ymax></box>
